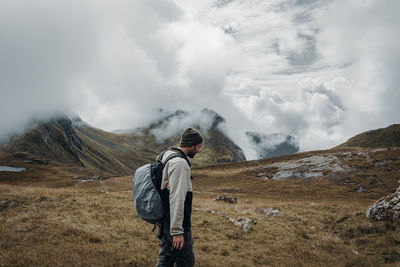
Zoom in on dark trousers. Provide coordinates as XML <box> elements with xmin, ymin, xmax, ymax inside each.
<box><xmin>156</xmin><ymin>226</ymin><xmax>195</xmax><ymax>267</ymax></box>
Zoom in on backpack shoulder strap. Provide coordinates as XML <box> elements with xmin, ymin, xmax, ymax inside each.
<box><xmin>156</xmin><ymin>150</ymin><xmax>168</xmax><ymax>161</ymax></box>
<box><xmin>162</xmin><ymin>152</ymin><xmax>194</xmax><ymax>180</ymax></box>
<box><xmin>169</xmin><ymin>147</ymin><xmax>191</xmax><ymax>167</ymax></box>
<box><xmin>157</xmin><ymin>148</ymin><xmax>191</xmax><ymax>168</ymax></box>
<box><xmin>162</xmin><ymin>152</ymin><xmax>186</xmax><ymax>167</ymax></box>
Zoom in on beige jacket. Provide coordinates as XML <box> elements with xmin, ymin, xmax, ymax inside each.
<box><xmin>161</xmin><ymin>150</ymin><xmax>192</xmax><ymax>236</ymax></box>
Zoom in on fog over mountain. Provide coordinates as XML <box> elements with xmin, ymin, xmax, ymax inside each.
<box><xmin>246</xmin><ymin>132</ymin><xmax>299</xmax><ymax>159</ymax></box>
<box><xmin>1</xmin><ymin>0</ymin><xmax>399</xmax><ymax>159</ymax></box>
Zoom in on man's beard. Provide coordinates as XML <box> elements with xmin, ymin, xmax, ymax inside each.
<box><xmin>187</xmin><ymin>148</ymin><xmax>196</xmax><ymax>158</ymax></box>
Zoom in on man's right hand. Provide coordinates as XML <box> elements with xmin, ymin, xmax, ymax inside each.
<box><xmin>172</xmin><ymin>235</ymin><xmax>184</xmax><ymax>250</ymax></box>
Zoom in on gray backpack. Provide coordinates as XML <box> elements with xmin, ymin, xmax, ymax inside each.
<box><xmin>132</xmin><ymin>149</ymin><xmax>189</xmax><ymax>225</ymax></box>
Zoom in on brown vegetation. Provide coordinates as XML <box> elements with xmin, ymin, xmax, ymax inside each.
<box><xmin>1</xmin><ymin>147</ymin><xmax>400</xmax><ymax>266</ymax></box>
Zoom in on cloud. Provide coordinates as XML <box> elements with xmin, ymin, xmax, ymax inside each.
<box><xmin>196</xmin><ymin>0</ymin><xmax>400</xmax><ymax>151</ymax></box>
<box><xmin>1</xmin><ymin>0</ymin><xmax>399</xmax><ymax>159</ymax></box>
<box><xmin>246</xmin><ymin>132</ymin><xmax>299</xmax><ymax>159</ymax></box>
<box><xmin>149</xmin><ymin>109</ymin><xmax>217</xmax><ymax>141</ymax></box>
<box><xmin>234</xmin><ymin>80</ymin><xmax>346</xmax><ymax>150</ymax></box>
<box><xmin>0</xmin><ymin>4</ymin><xmax>89</xmax><ymax>139</ymax></box>
<box><xmin>0</xmin><ymin>0</ymin><xmax>252</xmax><ymax>144</ymax></box>
<box><xmin>314</xmin><ymin>0</ymin><xmax>400</xmax><ymax>138</ymax></box>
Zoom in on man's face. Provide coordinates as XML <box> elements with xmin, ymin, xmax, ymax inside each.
<box><xmin>187</xmin><ymin>143</ymin><xmax>203</xmax><ymax>158</ymax></box>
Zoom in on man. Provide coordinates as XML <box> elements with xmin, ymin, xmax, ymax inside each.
<box><xmin>156</xmin><ymin>128</ymin><xmax>204</xmax><ymax>267</ymax></box>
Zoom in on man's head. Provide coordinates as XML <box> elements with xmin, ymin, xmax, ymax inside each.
<box><xmin>179</xmin><ymin>128</ymin><xmax>204</xmax><ymax>158</ymax></box>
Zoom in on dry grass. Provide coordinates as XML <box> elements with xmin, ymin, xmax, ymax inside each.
<box><xmin>1</xmin><ymin>147</ymin><xmax>400</xmax><ymax>266</ymax></box>
<box><xmin>0</xmin><ymin>181</ymin><xmax>156</xmax><ymax>266</ymax></box>
<box><xmin>1</xmin><ymin>177</ymin><xmax>399</xmax><ymax>266</ymax></box>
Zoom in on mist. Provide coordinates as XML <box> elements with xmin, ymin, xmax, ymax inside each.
<box><xmin>1</xmin><ymin>0</ymin><xmax>399</xmax><ymax>158</ymax></box>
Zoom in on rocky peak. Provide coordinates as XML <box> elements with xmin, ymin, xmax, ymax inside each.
<box><xmin>4</xmin><ymin>113</ymin><xmax>84</xmax><ymax>165</ymax></box>
<box><xmin>151</xmin><ymin>108</ymin><xmax>226</xmax><ymax>134</ymax></box>
<box><xmin>143</xmin><ymin>108</ymin><xmax>246</xmax><ymax>165</ymax></box>
<box><xmin>199</xmin><ymin>108</ymin><xmax>226</xmax><ymax>129</ymax></box>
<box><xmin>246</xmin><ymin>132</ymin><xmax>299</xmax><ymax>159</ymax></box>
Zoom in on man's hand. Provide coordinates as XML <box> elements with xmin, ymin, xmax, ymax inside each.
<box><xmin>172</xmin><ymin>235</ymin><xmax>184</xmax><ymax>250</ymax></box>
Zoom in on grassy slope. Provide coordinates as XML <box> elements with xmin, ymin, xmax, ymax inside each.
<box><xmin>1</xmin><ymin>147</ymin><xmax>400</xmax><ymax>266</ymax></box>
<box><xmin>74</xmin><ymin>125</ymin><xmax>156</xmax><ymax>173</ymax></box>
<box><xmin>1</xmin><ymin>114</ymin><xmax>247</xmax><ymax>177</ymax></box>
<box><xmin>338</xmin><ymin>124</ymin><xmax>400</xmax><ymax>148</ymax></box>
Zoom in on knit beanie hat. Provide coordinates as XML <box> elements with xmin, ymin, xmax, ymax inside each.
<box><xmin>179</xmin><ymin>128</ymin><xmax>204</xmax><ymax>147</ymax></box>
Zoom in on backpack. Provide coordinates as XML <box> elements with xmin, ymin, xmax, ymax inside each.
<box><xmin>132</xmin><ymin>148</ymin><xmax>190</xmax><ymax>226</ymax></box>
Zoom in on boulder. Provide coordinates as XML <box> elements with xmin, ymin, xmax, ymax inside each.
<box><xmin>229</xmin><ymin>217</ymin><xmax>257</xmax><ymax>232</ymax></box>
<box><xmin>366</xmin><ymin>186</ymin><xmax>400</xmax><ymax>222</ymax></box>
<box><xmin>207</xmin><ymin>209</ymin><xmax>256</xmax><ymax>232</ymax></box>
<box><xmin>215</xmin><ymin>195</ymin><xmax>238</xmax><ymax>204</ymax></box>
<box><xmin>255</xmin><ymin>208</ymin><xmax>281</xmax><ymax>219</ymax></box>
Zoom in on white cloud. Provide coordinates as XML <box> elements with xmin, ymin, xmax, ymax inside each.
<box><xmin>0</xmin><ymin>0</ymin><xmax>399</xmax><ymax>159</ymax></box>
<box><xmin>150</xmin><ymin>109</ymin><xmax>216</xmax><ymax>140</ymax></box>
<box><xmin>314</xmin><ymin>0</ymin><xmax>400</xmax><ymax>138</ymax></box>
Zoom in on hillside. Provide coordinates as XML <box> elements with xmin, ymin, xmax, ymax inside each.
<box><xmin>1</xmin><ymin>115</ymin><xmax>154</xmax><ymax>176</ymax></box>
<box><xmin>1</xmin><ymin>145</ymin><xmax>399</xmax><ymax>266</ymax></box>
<box><xmin>338</xmin><ymin>124</ymin><xmax>400</xmax><ymax>148</ymax></box>
<box><xmin>1</xmin><ymin>121</ymin><xmax>400</xmax><ymax>265</ymax></box>
<box><xmin>0</xmin><ymin>109</ymin><xmax>246</xmax><ymax>181</ymax></box>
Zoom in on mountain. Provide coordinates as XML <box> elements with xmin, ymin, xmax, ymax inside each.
<box><xmin>4</xmin><ymin>114</ymin><xmax>398</xmax><ymax>191</ymax></box>
<box><xmin>338</xmin><ymin>124</ymin><xmax>400</xmax><ymax>148</ymax></box>
<box><xmin>2</xmin><ymin>116</ymin><xmax>400</xmax><ymax>265</ymax></box>
<box><xmin>0</xmin><ymin>109</ymin><xmax>246</xmax><ymax>177</ymax></box>
<box><xmin>246</xmin><ymin>132</ymin><xmax>299</xmax><ymax>159</ymax></box>
<box><xmin>130</xmin><ymin>108</ymin><xmax>246</xmax><ymax>166</ymax></box>
<box><xmin>2</xmin><ymin>114</ymin><xmax>154</xmax><ymax>176</ymax></box>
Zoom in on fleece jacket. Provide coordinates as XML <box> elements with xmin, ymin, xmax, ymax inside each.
<box><xmin>160</xmin><ymin>150</ymin><xmax>192</xmax><ymax>236</ymax></box>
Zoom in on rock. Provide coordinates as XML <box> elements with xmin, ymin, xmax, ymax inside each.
<box><xmin>207</xmin><ymin>209</ymin><xmax>256</xmax><ymax>232</ymax></box>
<box><xmin>215</xmin><ymin>195</ymin><xmax>238</xmax><ymax>204</ymax></box>
<box><xmin>230</xmin><ymin>217</ymin><xmax>257</xmax><ymax>232</ymax></box>
<box><xmin>254</xmin><ymin>152</ymin><xmax>361</xmax><ymax>180</ymax></box>
<box><xmin>75</xmin><ymin>175</ymin><xmax>107</xmax><ymax>183</ymax></box>
<box><xmin>255</xmin><ymin>208</ymin><xmax>281</xmax><ymax>219</ymax></box>
<box><xmin>257</xmin><ymin>172</ymin><xmax>272</xmax><ymax>179</ymax></box>
<box><xmin>354</xmin><ymin>186</ymin><xmax>368</xmax><ymax>193</ymax></box>
<box><xmin>366</xmin><ymin>186</ymin><xmax>400</xmax><ymax>222</ymax></box>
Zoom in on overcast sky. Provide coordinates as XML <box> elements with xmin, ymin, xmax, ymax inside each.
<box><xmin>0</xmin><ymin>0</ymin><xmax>399</xmax><ymax>158</ymax></box>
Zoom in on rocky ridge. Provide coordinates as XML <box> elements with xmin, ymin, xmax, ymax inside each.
<box><xmin>0</xmin><ymin>109</ymin><xmax>248</xmax><ymax>176</ymax></box>
<box><xmin>130</xmin><ymin>108</ymin><xmax>247</xmax><ymax>166</ymax></box>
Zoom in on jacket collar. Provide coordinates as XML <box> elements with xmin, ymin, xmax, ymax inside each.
<box><xmin>169</xmin><ymin>147</ymin><xmax>191</xmax><ymax>167</ymax></box>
